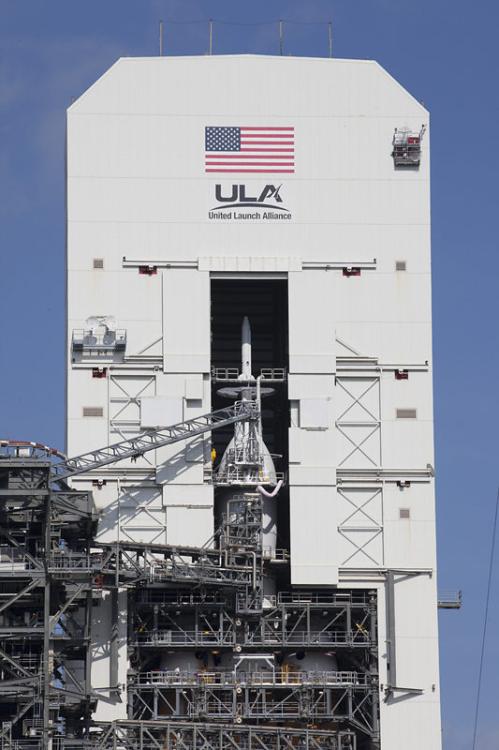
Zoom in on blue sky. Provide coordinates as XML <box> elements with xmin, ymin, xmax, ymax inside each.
<box><xmin>1</xmin><ymin>1</ymin><xmax>498</xmax><ymax>747</ymax></box>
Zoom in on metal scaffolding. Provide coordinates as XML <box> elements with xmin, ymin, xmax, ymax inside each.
<box><xmin>0</xmin><ymin>436</ymin><xmax>380</xmax><ymax>749</ymax></box>
<box><xmin>89</xmin><ymin>720</ymin><xmax>358</xmax><ymax>750</ymax></box>
<box><xmin>0</xmin><ymin>448</ymin><xmax>97</xmax><ymax>747</ymax></box>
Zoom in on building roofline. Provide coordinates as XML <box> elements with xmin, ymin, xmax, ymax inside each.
<box><xmin>68</xmin><ymin>54</ymin><xmax>427</xmax><ymax>115</ymax></box>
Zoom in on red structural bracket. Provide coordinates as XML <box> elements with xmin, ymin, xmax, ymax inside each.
<box><xmin>342</xmin><ymin>267</ymin><xmax>361</xmax><ymax>277</ymax></box>
<box><xmin>394</xmin><ymin>369</ymin><xmax>409</xmax><ymax>380</ymax></box>
<box><xmin>139</xmin><ymin>265</ymin><xmax>158</xmax><ymax>276</ymax></box>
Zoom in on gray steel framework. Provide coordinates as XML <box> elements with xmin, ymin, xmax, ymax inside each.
<box><xmin>0</xmin><ymin>428</ymin><xmax>380</xmax><ymax>749</ymax></box>
<box><xmin>89</xmin><ymin>720</ymin><xmax>357</xmax><ymax>750</ymax></box>
<box><xmin>128</xmin><ymin>673</ymin><xmax>376</xmax><ymax>732</ymax></box>
<box><xmin>130</xmin><ymin>592</ymin><xmax>376</xmax><ymax>650</ymax></box>
<box><xmin>0</xmin><ymin>454</ymin><xmax>98</xmax><ymax>747</ymax></box>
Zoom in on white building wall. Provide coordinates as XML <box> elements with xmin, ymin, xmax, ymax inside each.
<box><xmin>67</xmin><ymin>55</ymin><xmax>440</xmax><ymax>747</ymax></box>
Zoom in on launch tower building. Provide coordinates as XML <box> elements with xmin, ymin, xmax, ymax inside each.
<box><xmin>64</xmin><ymin>54</ymin><xmax>439</xmax><ymax>749</ymax></box>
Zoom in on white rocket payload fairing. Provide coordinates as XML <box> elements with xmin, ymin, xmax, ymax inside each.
<box><xmin>239</xmin><ymin>316</ymin><xmax>254</xmax><ymax>382</ymax></box>
<box><xmin>216</xmin><ymin>317</ymin><xmax>277</xmax><ymax>486</ymax></box>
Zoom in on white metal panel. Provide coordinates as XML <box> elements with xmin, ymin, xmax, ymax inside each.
<box><xmin>374</xmin><ymin>579</ymin><xmax>441</xmax><ymax>749</ymax></box>
<box><xmin>289</xmin><ymin>385</ymin><xmax>336</xmax><ymax>486</ymax></box>
<box><xmin>288</xmin><ymin>272</ymin><xmax>335</xmax><ymax>374</ymax></box>
<box><xmin>290</xmin><ymin>486</ymin><xmax>338</xmax><ymax>585</ymax></box>
<box><xmin>155</xmin><ymin>373</ymin><xmax>186</xmax><ymax>398</ymax></box>
<box><xmin>383</xmin><ymin>483</ymin><xmax>437</xmax><ymax>569</ymax></box>
<box><xmin>336</xmin><ymin>321</ymin><xmax>432</xmax><ymax>362</ymax></box>
<box><xmin>381</xmin><ymin>370</ymin><xmax>434</xmax><ymax>422</ymax></box>
<box><xmin>300</xmin><ymin>398</ymin><xmax>331</xmax><ymax>429</ymax></box>
<box><xmin>67</xmin><ymin>270</ymin><xmax>162</xmax><ymax>322</ymax></box>
<box><xmin>198</xmin><ymin>256</ymin><xmax>301</xmax><ymax>272</ymax></box>
<box><xmin>382</xmin><ymin>420</ymin><xmax>434</xmax><ymax>468</ymax></box>
<box><xmin>288</xmin><ymin>427</ymin><xmax>301</xmax><ymax>462</ymax></box>
<box><xmin>166</xmin><ymin>506</ymin><xmax>213</xmax><ymax>547</ymax></box>
<box><xmin>288</xmin><ymin>466</ymin><xmax>336</xmax><ymax>486</ymax></box>
<box><xmin>140</xmin><ymin>396</ymin><xmax>183</xmax><ymax>428</ymax></box>
<box><xmin>162</xmin><ymin>484</ymin><xmax>213</xmax><ymax>509</ymax></box>
<box><xmin>335</xmin><ymin>273</ymin><xmax>432</xmax><ymax>325</ymax></box>
<box><xmin>288</xmin><ymin>374</ymin><xmax>333</xmax><ymax>399</ymax></box>
<box><xmin>67</xmin><ymin>369</ymin><xmax>108</xmax><ymax>456</ymax></box>
<box><xmin>184</xmin><ymin>435</ymin><xmax>204</xmax><ymax>463</ymax></box>
<box><xmin>67</xmin><ymin>417</ymin><xmax>108</xmax><ymax>458</ymax></box>
<box><xmin>162</xmin><ymin>269</ymin><xmax>210</xmax><ymax>373</ymax></box>
<box><xmin>289</xmin><ymin>428</ymin><xmax>335</xmax><ymax>467</ymax></box>
<box><xmin>155</xmin><ymin>442</ymin><xmax>205</xmax><ymax>485</ymax></box>
<box><xmin>184</xmin><ymin>375</ymin><xmax>204</xmax><ymax>400</ymax></box>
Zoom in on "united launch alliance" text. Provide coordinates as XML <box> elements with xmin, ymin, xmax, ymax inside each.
<box><xmin>208</xmin><ymin>210</ymin><xmax>292</xmax><ymax>220</ymax></box>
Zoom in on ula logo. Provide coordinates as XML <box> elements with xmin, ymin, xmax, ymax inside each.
<box><xmin>212</xmin><ymin>184</ymin><xmax>290</xmax><ymax>212</ymax></box>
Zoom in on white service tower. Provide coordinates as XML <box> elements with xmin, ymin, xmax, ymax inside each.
<box><xmin>67</xmin><ymin>55</ymin><xmax>440</xmax><ymax>749</ymax></box>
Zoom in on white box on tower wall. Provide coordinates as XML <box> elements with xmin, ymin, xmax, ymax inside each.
<box><xmin>67</xmin><ymin>54</ymin><xmax>440</xmax><ymax>748</ymax></box>
<box><xmin>140</xmin><ymin>397</ymin><xmax>182</xmax><ymax>428</ymax></box>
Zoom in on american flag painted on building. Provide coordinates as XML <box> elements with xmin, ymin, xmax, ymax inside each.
<box><xmin>205</xmin><ymin>126</ymin><xmax>295</xmax><ymax>173</ymax></box>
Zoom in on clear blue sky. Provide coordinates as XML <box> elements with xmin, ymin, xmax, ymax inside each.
<box><xmin>1</xmin><ymin>1</ymin><xmax>498</xmax><ymax>747</ymax></box>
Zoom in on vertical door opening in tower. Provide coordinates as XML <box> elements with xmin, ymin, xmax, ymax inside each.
<box><xmin>210</xmin><ymin>279</ymin><xmax>290</xmax><ymax>564</ymax></box>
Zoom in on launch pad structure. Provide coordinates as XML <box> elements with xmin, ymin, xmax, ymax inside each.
<box><xmin>0</xmin><ymin>53</ymin><xmax>453</xmax><ymax>749</ymax></box>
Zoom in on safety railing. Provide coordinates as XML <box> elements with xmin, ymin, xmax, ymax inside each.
<box><xmin>260</xmin><ymin>368</ymin><xmax>287</xmax><ymax>380</ymax></box>
<box><xmin>214</xmin><ymin>469</ymin><xmax>285</xmax><ymax>486</ymax></box>
<box><xmin>48</xmin><ymin>554</ymin><xmax>95</xmax><ymax>572</ymax></box>
<box><xmin>438</xmin><ymin>590</ymin><xmax>462</xmax><ymax>609</ymax></box>
<box><xmin>245</xmin><ymin>629</ymin><xmax>371</xmax><ymax>647</ymax></box>
<box><xmin>192</xmin><ymin>701</ymin><xmax>334</xmax><ymax>719</ymax></box>
<box><xmin>225</xmin><ymin>443</ymin><xmax>263</xmax><ymax>466</ymax></box>
<box><xmin>211</xmin><ymin>367</ymin><xmax>287</xmax><ymax>382</ymax></box>
<box><xmin>133</xmin><ymin>669</ymin><xmax>367</xmax><ymax>688</ymax></box>
<box><xmin>133</xmin><ymin>629</ymin><xmax>236</xmax><ymax>646</ymax></box>
<box><xmin>277</xmin><ymin>590</ymin><xmax>372</xmax><ymax>606</ymax></box>
<box><xmin>72</xmin><ymin>330</ymin><xmax>126</xmax><ymax>351</ymax></box>
<box><xmin>0</xmin><ymin>551</ymin><xmax>42</xmax><ymax>573</ymax></box>
<box><xmin>134</xmin><ymin>590</ymin><xmax>226</xmax><ymax>606</ymax></box>
<box><xmin>392</xmin><ymin>127</ymin><xmax>424</xmax><ymax>167</ymax></box>
<box><xmin>211</xmin><ymin>368</ymin><xmax>240</xmax><ymax>380</ymax></box>
<box><xmin>3</xmin><ymin>654</ymin><xmax>42</xmax><ymax>670</ymax></box>
<box><xmin>263</xmin><ymin>547</ymin><xmax>289</xmax><ymax>561</ymax></box>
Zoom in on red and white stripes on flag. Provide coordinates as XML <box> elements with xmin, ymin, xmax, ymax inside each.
<box><xmin>205</xmin><ymin>126</ymin><xmax>295</xmax><ymax>174</ymax></box>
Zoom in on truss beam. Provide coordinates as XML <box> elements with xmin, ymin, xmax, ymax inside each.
<box><xmin>51</xmin><ymin>402</ymin><xmax>259</xmax><ymax>481</ymax></box>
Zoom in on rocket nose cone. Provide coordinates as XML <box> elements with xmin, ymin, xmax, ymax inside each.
<box><xmin>242</xmin><ymin>316</ymin><xmax>251</xmax><ymax>338</ymax></box>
